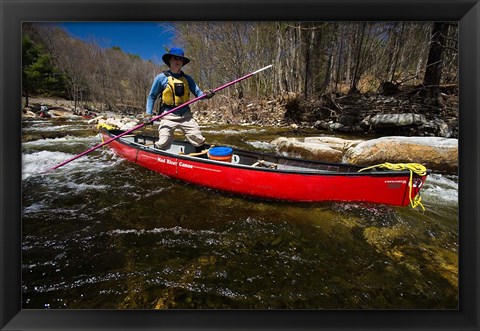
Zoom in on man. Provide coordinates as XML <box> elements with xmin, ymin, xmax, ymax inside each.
<box><xmin>145</xmin><ymin>47</ymin><xmax>214</xmax><ymax>151</ymax></box>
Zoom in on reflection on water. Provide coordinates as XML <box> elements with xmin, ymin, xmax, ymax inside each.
<box><xmin>22</xmin><ymin>118</ymin><xmax>458</xmax><ymax>309</ymax></box>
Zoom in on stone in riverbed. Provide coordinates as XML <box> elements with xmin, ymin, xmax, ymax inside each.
<box><xmin>304</xmin><ymin>137</ymin><xmax>363</xmax><ymax>153</ymax></box>
<box><xmin>271</xmin><ymin>137</ymin><xmax>345</xmax><ymax>163</ymax></box>
<box><xmin>344</xmin><ymin>136</ymin><xmax>457</xmax><ymax>173</ymax></box>
<box><xmin>366</xmin><ymin>113</ymin><xmax>427</xmax><ymax>128</ymax></box>
<box><xmin>271</xmin><ymin>135</ymin><xmax>457</xmax><ymax>173</ymax></box>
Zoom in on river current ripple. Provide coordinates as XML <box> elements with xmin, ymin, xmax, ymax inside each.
<box><xmin>21</xmin><ymin>118</ymin><xmax>458</xmax><ymax>309</ymax></box>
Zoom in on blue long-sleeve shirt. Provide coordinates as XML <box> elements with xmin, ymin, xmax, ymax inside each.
<box><xmin>146</xmin><ymin>70</ymin><xmax>203</xmax><ymax>115</ymax></box>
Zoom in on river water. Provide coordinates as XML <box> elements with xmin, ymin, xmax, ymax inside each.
<box><xmin>21</xmin><ymin>117</ymin><xmax>458</xmax><ymax>309</ymax></box>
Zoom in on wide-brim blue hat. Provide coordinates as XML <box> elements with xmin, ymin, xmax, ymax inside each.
<box><xmin>162</xmin><ymin>47</ymin><xmax>190</xmax><ymax>66</ymax></box>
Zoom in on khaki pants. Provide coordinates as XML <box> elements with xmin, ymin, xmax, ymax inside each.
<box><xmin>156</xmin><ymin>111</ymin><xmax>205</xmax><ymax>150</ymax></box>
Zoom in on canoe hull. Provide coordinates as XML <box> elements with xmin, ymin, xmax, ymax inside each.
<box><xmin>101</xmin><ymin>130</ymin><xmax>428</xmax><ymax>206</ymax></box>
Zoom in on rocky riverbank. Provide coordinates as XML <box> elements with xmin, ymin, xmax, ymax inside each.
<box><xmin>23</xmin><ymin>86</ymin><xmax>459</xmax><ymax>138</ymax></box>
<box><xmin>22</xmin><ymin>91</ymin><xmax>459</xmax><ymax>174</ymax></box>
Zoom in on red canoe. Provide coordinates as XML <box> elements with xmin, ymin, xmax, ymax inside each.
<box><xmin>100</xmin><ymin>129</ymin><xmax>429</xmax><ymax>207</ymax></box>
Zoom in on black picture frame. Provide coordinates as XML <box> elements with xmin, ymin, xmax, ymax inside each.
<box><xmin>2</xmin><ymin>0</ymin><xmax>479</xmax><ymax>330</ymax></box>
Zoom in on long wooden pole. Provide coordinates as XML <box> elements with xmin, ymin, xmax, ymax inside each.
<box><xmin>48</xmin><ymin>64</ymin><xmax>273</xmax><ymax>171</ymax></box>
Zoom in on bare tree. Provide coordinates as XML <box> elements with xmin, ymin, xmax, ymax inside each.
<box><xmin>423</xmin><ymin>22</ymin><xmax>450</xmax><ymax>105</ymax></box>
<box><xmin>23</xmin><ymin>21</ymin><xmax>457</xmax><ymax>117</ymax></box>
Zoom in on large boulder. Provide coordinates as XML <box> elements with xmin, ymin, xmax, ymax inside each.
<box><xmin>271</xmin><ymin>135</ymin><xmax>457</xmax><ymax>173</ymax></box>
<box><xmin>304</xmin><ymin>137</ymin><xmax>363</xmax><ymax>152</ymax></box>
<box><xmin>271</xmin><ymin>137</ymin><xmax>360</xmax><ymax>163</ymax></box>
<box><xmin>344</xmin><ymin>136</ymin><xmax>458</xmax><ymax>173</ymax></box>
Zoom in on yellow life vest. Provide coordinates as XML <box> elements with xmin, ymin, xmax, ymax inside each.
<box><xmin>162</xmin><ymin>71</ymin><xmax>190</xmax><ymax>107</ymax></box>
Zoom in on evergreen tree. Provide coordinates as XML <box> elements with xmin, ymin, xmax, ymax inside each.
<box><xmin>22</xmin><ymin>35</ymin><xmax>66</xmax><ymax>107</ymax></box>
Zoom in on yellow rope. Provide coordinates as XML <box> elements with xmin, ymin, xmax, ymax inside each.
<box><xmin>358</xmin><ymin>163</ymin><xmax>427</xmax><ymax>210</ymax></box>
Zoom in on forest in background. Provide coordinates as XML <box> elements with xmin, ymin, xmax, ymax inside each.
<box><xmin>22</xmin><ymin>21</ymin><xmax>458</xmax><ymax>117</ymax></box>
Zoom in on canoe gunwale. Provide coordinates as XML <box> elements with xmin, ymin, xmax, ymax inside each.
<box><xmin>105</xmin><ymin>129</ymin><xmax>426</xmax><ymax>178</ymax></box>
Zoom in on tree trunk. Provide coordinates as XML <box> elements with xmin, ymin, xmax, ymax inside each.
<box><xmin>422</xmin><ymin>22</ymin><xmax>449</xmax><ymax>105</ymax></box>
<box><xmin>24</xmin><ymin>94</ymin><xmax>30</xmax><ymax>108</ymax></box>
<box><xmin>390</xmin><ymin>23</ymin><xmax>405</xmax><ymax>82</ymax></box>
<box><xmin>349</xmin><ymin>23</ymin><xmax>366</xmax><ymax>94</ymax></box>
<box><xmin>303</xmin><ymin>23</ymin><xmax>316</xmax><ymax>99</ymax></box>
